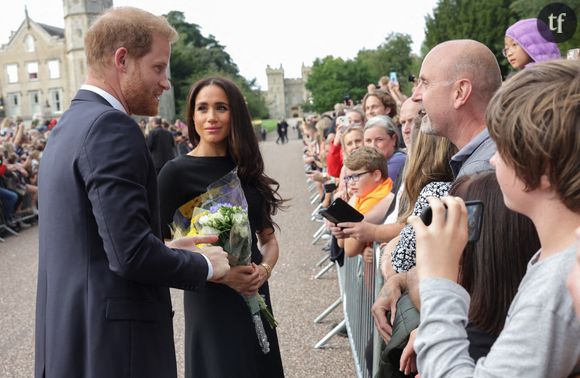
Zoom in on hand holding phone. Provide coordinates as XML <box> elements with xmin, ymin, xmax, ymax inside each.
<box><xmin>409</xmin><ymin>196</ymin><xmax>474</xmax><ymax>282</ymax></box>
<box><xmin>419</xmin><ymin>200</ymin><xmax>483</xmax><ymax>242</ymax></box>
<box><xmin>319</xmin><ymin>198</ymin><xmax>364</xmax><ymax>224</ymax></box>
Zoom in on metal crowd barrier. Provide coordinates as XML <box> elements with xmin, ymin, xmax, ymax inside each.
<box><xmin>313</xmin><ymin>243</ymin><xmax>384</xmax><ymax>378</ymax></box>
<box><xmin>307</xmin><ymin>170</ymin><xmax>384</xmax><ymax>378</ymax></box>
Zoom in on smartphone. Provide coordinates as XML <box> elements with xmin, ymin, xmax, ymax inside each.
<box><xmin>419</xmin><ymin>200</ymin><xmax>484</xmax><ymax>242</ymax></box>
<box><xmin>319</xmin><ymin>198</ymin><xmax>364</xmax><ymax>224</ymax></box>
<box><xmin>324</xmin><ymin>182</ymin><xmax>337</xmax><ymax>193</ymax></box>
<box><xmin>389</xmin><ymin>71</ymin><xmax>398</xmax><ymax>83</ymax></box>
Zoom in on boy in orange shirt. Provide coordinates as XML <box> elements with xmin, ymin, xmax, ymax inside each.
<box><xmin>339</xmin><ymin>146</ymin><xmax>392</xmax><ymax>258</ymax></box>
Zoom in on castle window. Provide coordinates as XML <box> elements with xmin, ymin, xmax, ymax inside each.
<box><xmin>48</xmin><ymin>60</ymin><xmax>60</xmax><ymax>79</ymax></box>
<box><xmin>25</xmin><ymin>35</ymin><xmax>35</xmax><ymax>52</ymax></box>
<box><xmin>49</xmin><ymin>88</ymin><xmax>63</xmax><ymax>114</ymax></box>
<box><xmin>6</xmin><ymin>64</ymin><xmax>18</xmax><ymax>83</ymax></box>
<box><xmin>6</xmin><ymin>92</ymin><xmax>21</xmax><ymax>117</ymax></box>
<box><xmin>27</xmin><ymin>62</ymin><xmax>39</xmax><ymax>80</ymax></box>
<box><xmin>29</xmin><ymin>90</ymin><xmax>41</xmax><ymax>116</ymax></box>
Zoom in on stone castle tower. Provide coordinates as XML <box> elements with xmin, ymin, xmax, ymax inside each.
<box><xmin>265</xmin><ymin>63</ymin><xmax>311</xmax><ymax>120</ymax></box>
<box><xmin>63</xmin><ymin>0</ymin><xmax>113</xmax><ymax>96</ymax></box>
<box><xmin>63</xmin><ymin>0</ymin><xmax>175</xmax><ymax>120</ymax></box>
<box><xmin>0</xmin><ymin>1</ymin><xmax>176</xmax><ymax>121</ymax></box>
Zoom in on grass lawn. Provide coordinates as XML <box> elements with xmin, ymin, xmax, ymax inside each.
<box><xmin>252</xmin><ymin>119</ymin><xmax>277</xmax><ymax>133</ymax></box>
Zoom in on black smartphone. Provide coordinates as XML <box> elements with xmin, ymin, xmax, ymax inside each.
<box><xmin>319</xmin><ymin>198</ymin><xmax>364</xmax><ymax>224</ymax></box>
<box><xmin>324</xmin><ymin>182</ymin><xmax>337</xmax><ymax>193</ymax></box>
<box><xmin>419</xmin><ymin>200</ymin><xmax>484</xmax><ymax>242</ymax></box>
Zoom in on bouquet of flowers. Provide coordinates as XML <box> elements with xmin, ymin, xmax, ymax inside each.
<box><xmin>172</xmin><ymin>168</ymin><xmax>276</xmax><ymax>354</ymax></box>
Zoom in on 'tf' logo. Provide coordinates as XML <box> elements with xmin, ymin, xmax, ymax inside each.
<box><xmin>548</xmin><ymin>12</ymin><xmax>567</xmax><ymax>33</ymax></box>
<box><xmin>538</xmin><ymin>3</ymin><xmax>577</xmax><ymax>43</ymax></box>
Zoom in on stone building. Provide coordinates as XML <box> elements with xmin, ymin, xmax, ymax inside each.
<box><xmin>265</xmin><ymin>64</ymin><xmax>311</xmax><ymax>120</ymax></box>
<box><xmin>0</xmin><ymin>1</ymin><xmax>175</xmax><ymax>122</ymax></box>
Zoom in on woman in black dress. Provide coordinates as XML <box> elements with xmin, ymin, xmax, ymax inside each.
<box><xmin>158</xmin><ymin>77</ymin><xmax>285</xmax><ymax>378</ymax></box>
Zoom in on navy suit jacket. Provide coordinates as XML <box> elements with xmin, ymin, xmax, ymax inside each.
<box><xmin>36</xmin><ymin>90</ymin><xmax>208</xmax><ymax>378</ymax></box>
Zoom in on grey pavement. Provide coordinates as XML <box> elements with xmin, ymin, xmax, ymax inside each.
<box><xmin>0</xmin><ymin>136</ymin><xmax>355</xmax><ymax>378</ymax></box>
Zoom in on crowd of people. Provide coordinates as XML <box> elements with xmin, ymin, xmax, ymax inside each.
<box><xmin>0</xmin><ymin>117</ymin><xmax>46</xmax><ymax>232</ymax></box>
<box><xmin>0</xmin><ymin>113</ymin><xmax>192</xmax><ymax>239</ymax></box>
<box><xmin>0</xmin><ymin>5</ymin><xmax>578</xmax><ymax>377</ymax></box>
<box><xmin>302</xmin><ymin>18</ymin><xmax>580</xmax><ymax>378</ymax></box>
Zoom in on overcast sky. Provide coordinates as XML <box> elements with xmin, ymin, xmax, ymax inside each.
<box><xmin>2</xmin><ymin>0</ymin><xmax>439</xmax><ymax>89</ymax></box>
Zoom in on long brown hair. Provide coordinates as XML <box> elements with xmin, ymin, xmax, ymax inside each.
<box><xmin>452</xmin><ymin>172</ymin><xmax>540</xmax><ymax>336</ymax></box>
<box><xmin>186</xmin><ymin>76</ymin><xmax>286</xmax><ymax>229</ymax></box>
<box><xmin>397</xmin><ymin>129</ymin><xmax>457</xmax><ymax>223</ymax></box>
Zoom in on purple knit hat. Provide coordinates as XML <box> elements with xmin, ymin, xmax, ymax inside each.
<box><xmin>506</xmin><ymin>18</ymin><xmax>561</xmax><ymax>66</ymax></box>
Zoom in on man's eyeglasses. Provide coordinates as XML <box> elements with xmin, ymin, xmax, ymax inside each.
<box><xmin>343</xmin><ymin>171</ymin><xmax>371</xmax><ymax>183</ymax></box>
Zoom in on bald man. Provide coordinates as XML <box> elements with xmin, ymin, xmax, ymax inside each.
<box><xmin>369</xmin><ymin>40</ymin><xmax>503</xmax><ymax>349</ymax></box>
<box><xmin>399</xmin><ymin>98</ymin><xmax>421</xmax><ymax>150</ymax></box>
<box><xmin>412</xmin><ymin>39</ymin><xmax>502</xmax><ymax>178</ymax></box>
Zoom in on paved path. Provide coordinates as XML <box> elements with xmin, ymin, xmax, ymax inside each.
<box><xmin>0</xmin><ymin>137</ymin><xmax>355</xmax><ymax>377</ymax></box>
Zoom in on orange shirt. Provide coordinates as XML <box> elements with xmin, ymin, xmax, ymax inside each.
<box><xmin>354</xmin><ymin>178</ymin><xmax>393</xmax><ymax>215</ymax></box>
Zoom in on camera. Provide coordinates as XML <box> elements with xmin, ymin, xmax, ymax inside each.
<box><xmin>408</xmin><ymin>74</ymin><xmax>416</xmax><ymax>83</ymax></box>
<box><xmin>343</xmin><ymin>95</ymin><xmax>351</xmax><ymax>105</ymax></box>
<box><xmin>419</xmin><ymin>200</ymin><xmax>484</xmax><ymax>242</ymax></box>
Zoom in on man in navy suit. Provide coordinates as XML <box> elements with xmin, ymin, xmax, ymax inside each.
<box><xmin>35</xmin><ymin>7</ymin><xmax>230</xmax><ymax>378</ymax></box>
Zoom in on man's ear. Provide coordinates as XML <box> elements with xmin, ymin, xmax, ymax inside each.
<box><xmin>114</xmin><ymin>47</ymin><xmax>129</xmax><ymax>72</ymax></box>
<box><xmin>372</xmin><ymin>169</ymin><xmax>383</xmax><ymax>182</ymax></box>
<box><xmin>539</xmin><ymin>173</ymin><xmax>552</xmax><ymax>191</ymax></box>
<box><xmin>453</xmin><ymin>79</ymin><xmax>472</xmax><ymax>109</ymax></box>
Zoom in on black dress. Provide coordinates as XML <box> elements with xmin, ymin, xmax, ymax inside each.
<box><xmin>158</xmin><ymin>155</ymin><xmax>284</xmax><ymax>378</ymax></box>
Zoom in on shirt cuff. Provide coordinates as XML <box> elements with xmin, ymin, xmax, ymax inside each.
<box><xmin>201</xmin><ymin>253</ymin><xmax>213</xmax><ymax>280</ymax></box>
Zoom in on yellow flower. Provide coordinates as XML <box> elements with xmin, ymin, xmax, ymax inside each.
<box><xmin>186</xmin><ymin>210</ymin><xmax>209</xmax><ymax>242</ymax></box>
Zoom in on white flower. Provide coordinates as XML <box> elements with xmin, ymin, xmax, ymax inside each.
<box><xmin>212</xmin><ymin>212</ymin><xmax>226</xmax><ymax>223</ymax></box>
<box><xmin>233</xmin><ymin>223</ymin><xmax>250</xmax><ymax>239</ymax></box>
<box><xmin>200</xmin><ymin>226</ymin><xmax>220</xmax><ymax>236</ymax></box>
<box><xmin>233</xmin><ymin>213</ymin><xmax>247</xmax><ymax>225</ymax></box>
<box><xmin>198</xmin><ymin>215</ymin><xmax>210</xmax><ymax>226</ymax></box>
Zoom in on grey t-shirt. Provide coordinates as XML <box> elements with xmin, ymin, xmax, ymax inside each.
<box><xmin>416</xmin><ymin>244</ymin><xmax>580</xmax><ymax>377</ymax></box>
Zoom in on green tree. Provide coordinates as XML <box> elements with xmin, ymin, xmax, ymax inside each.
<box><xmin>304</xmin><ymin>33</ymin><xmax>417</xmax><ymax>112</ymax></box>
<box><xmin>164</xmin><ymin>11</ymin><xmax>268</xmax><ymax>119</ymax></box>
<box><xmin>423</xmin><ymin>0</ymin><xmax>516</xmax><ymax>77</ymax></box>
<box><xmin>357</xmin><ymin>32</ymin><xmax>415</xmax><ymax>95</ymax></box>
<box><xmin>304</xmin><ymin>56</ymin><xmax>372</xmax><ymax>113</ymax></box>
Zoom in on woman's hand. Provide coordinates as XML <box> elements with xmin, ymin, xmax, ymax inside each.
<box><xmin>216</xmin><ymin>265</ymin><xmax>261</xmax><ymax>296</ymax></box>
<box><xmin>400</xmin><ymin>328</ymin><xmax>418</xmax><ymax>375</ymax></box>
<box><xmin>253</xmin><ymin>263</ymin><xmax>269</xmax><ymax>287</ymax></box>
<box><xmin>308</xmin><ymin>171</ymin><xmax>326</xmax><ymax>183</ymax></box>
<box><xmin>408</xmin><ymin>196</ymin><xmax>468</xmax><ymax>282</ymax></box>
